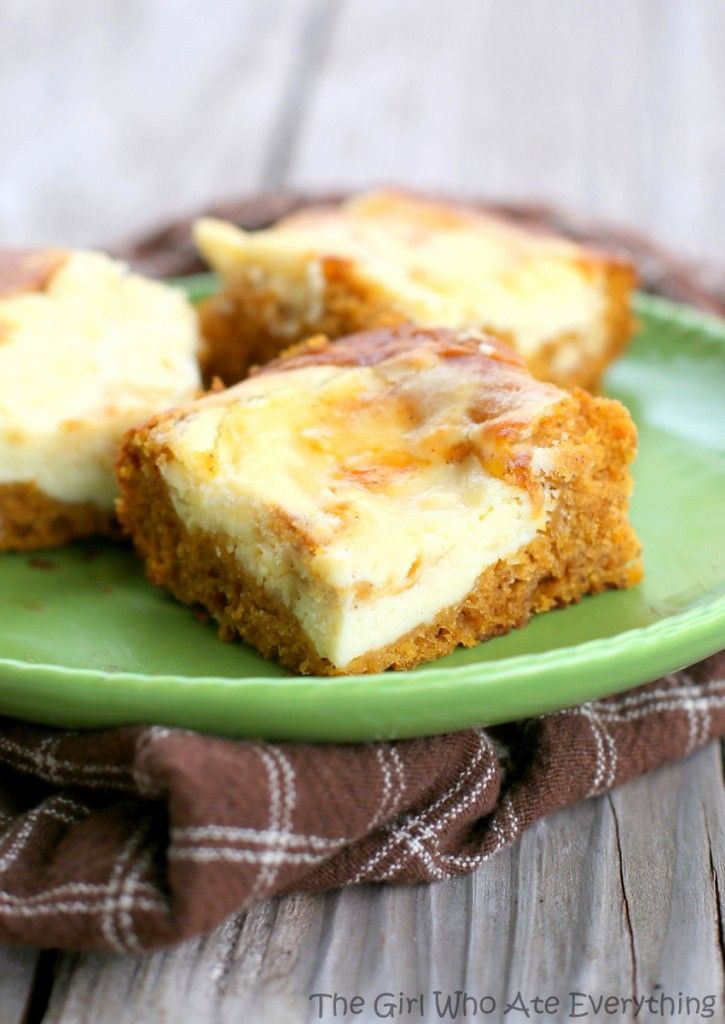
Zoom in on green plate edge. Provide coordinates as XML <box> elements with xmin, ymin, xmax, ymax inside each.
<box><xmin>0</xmin><ymin>288</ymin><xmax>723</xmax><ymax>742</ymax></box>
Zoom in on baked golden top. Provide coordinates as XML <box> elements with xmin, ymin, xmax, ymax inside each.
<box><xmin>163</xmin><ymin>324</ymin><xmax>564</xmax><ymax>517</ymax></box>
<box><xmin>196</xmin><ymin>189</ymin><xmax>616</xmax><ymax>284</ymax></box>
<box><xmin>254</xmin><ymin>325</ymin><xmax>564</xmax><ymax>499</ymax></box>
<box><xmin>142</xmin><ymin>326</ymin><xmax>567</xmax><ymax>666</ymax></box>
<box><xmin>195</xmin><ymin>190</ymin><xmax>634</xmax><ymax>381</ymax></box>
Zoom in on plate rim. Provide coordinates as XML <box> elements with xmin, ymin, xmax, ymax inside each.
<box><xmin>1</xmin><ymin>586</ymin><xmax>723</xmax><ymax>689</ymax></box>
<box><xmin>1</xmin><ymin>291</ymin><xmax>724</xmax><ymax>739</ymax></box>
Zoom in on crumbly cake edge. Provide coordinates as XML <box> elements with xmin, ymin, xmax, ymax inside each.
<box><xmin>197</xmin><ymin>260</ymin><xmax>405</xmax><ymax>386</ymax></box>
<box><xmin>0</xmin><ymin>482</ymin><xmax>118</xmax><ymax>551</ymax></box>
<box><xmin>116</xmin><ymin>388</ymin><xmax>642</xmax><ymax>676</ymax></box>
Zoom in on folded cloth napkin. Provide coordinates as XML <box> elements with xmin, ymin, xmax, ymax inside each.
<box><xmin>0</xmin><ymin>658</ymin><xmax>721</xmax><ymax>952</ymax></box>
<box><xmin>0</xmin><ymin>194</ymin><xmax>722</xmax><ymax>952</ymax></box>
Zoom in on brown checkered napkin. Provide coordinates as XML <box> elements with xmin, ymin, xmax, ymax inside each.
<box><xmin>0</xmin><ymin>195</ymin><xmax>722</xmax><ymax>953</ymax></box>
<box><xmin>0</xmin><ymin>656</ymin><xmax>721</xmax><ymax>952</ymax></box>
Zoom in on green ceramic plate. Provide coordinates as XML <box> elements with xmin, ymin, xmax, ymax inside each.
<box><xmin>1</xmin><ymin>288</ymin><xmax>723</xmax><ymax>741</ymax></box>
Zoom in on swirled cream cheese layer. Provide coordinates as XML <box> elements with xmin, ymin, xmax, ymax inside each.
<box><xmin>155</xmin><ymin>335</ymin><xmax>562</xmax><ymax>668</ymax></box>
<box><xmin>0</xmin><ymin>250</ymin><xmax>201</xmax><ymax>507</ymax></box>
<box><xmin>196</xmin><ymin>190</ymin><xmax>622</xmax><ymax>378</ymax></box>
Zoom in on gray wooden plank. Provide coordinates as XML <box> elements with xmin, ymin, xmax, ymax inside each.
<box><xmin>610</xmin><ymin>740</ymin><xmax>725</xmax><ymax>998</ymax></box>
<box><xmin>1</xmin><ymin>0</ymin><xmax>723</xmax><ymax>264</ymax></box>
<box><xmin>287</xmin><ymin>0</ymin><xmax>725</xmax><ymax>267</ymax></box>
<box><xmin>0</xmin><ymin>0</ymin><xmax>315</xmax><ymax>248</ymax></box>
<box><xmin>0</xmin><ymin>945</ymin><xmax>41</xmax><ymax>1024</ymax></box>
<box><xmin>260</xmin><ymin>0</ymin><xmax>342</xmax><ymax>188</ymax></box>
<box><xmin>463</xmin><ymin>791</ymin><xmax>635</xmax><ymax>1004</ymax></box>
<box><xmin>41</xmin><ymin>745</ymin><xmax>725</xmax><ymax>1023</ymax></box>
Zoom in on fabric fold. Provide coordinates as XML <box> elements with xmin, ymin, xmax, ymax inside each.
<box><xmin>0</xmin><ymin>656</ymin><xmax>721</xmax><ymax>951</ymax></box>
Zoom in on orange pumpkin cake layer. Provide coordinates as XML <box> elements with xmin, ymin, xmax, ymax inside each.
<box><xmin>117</xmin><ymin>326</ymin><xmax>642</xmax><ymax>676</ymax></box>
<box><xmin>195</xmin><ymin>190</ymin><xmax>636</xmax><ymax>390</ymax></box>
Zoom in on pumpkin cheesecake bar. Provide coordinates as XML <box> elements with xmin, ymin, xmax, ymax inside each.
<box><xmin>117</xmin><ymin>325</ymin><xmax>642</xmax><ymax>676</ymax></box>
<box><xmin>195</xmin><ymin>190</ymin><xmax>636</xmax><ymax>390</ymax></box>
<box><xmin>0</xmin><ymin>249</ymin><xmax>201</xmax><ymax>550</ymax></box>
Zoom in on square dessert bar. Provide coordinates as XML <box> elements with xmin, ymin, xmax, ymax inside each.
<box><xmin>117</xmin><ymin>326</ymin><xmax>642</xmax><ymax>676</ymax></box>
<box><xmin>0</xmin><ymin>249</ymin><xmax>201</xmax><ymax>550</ymax></box>
<box><xmin>195</xmin><ymin>190</ymin><xmax>636</xmax><ymax>391</ymax></box>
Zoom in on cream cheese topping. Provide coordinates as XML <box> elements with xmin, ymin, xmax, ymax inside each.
<box><xmin>156</xmin><ymin>346</ymin><xmax>561</xmax><ymax>668</ymax></box>
<box><xmin>0</xmin><ymin>250</ymin><xmax>201</xmax><ymax>507</ymax></box>
<box><xmin>195</xmin><ymin>190</ymin><xmax>609</xmax><ymax>360</ymax></box>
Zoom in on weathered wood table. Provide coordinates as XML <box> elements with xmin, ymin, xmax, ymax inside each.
<box><xmin>1</xmin><ymin>2</ymin><xmax>723</xmax><ymax>1019</ymax></box>
<box><xmin>1</xmin><ymin>744</ymin><xmax>723</xmax><ymax>1021</ymax></box>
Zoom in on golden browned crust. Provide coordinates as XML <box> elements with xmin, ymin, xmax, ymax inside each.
<box><xmin>0</xmin><ymin>482</ymin><xmax>117</xmax><ymax>551</ymax></box>
<box><xmin>116</xmin><ymin>331</ymin><xmax>642</xmax><ymax>675</ymax></box>
<box><xmin>257</xmin><ymin>323</ymin><xmax>528</xmax><ymax>375</ymax></box>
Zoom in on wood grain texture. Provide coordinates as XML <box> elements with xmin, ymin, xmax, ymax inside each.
<box><xmin>287</xmin><ymin>0</ymin><xmax>725</xmax><ymax>267</ymax></box>
<box><xmin>0</xmin><ymin>946</ymin><xmax>41</xmax><ymax>1024</ymax></box>
<box><xmin>0</xmin><ymin>0</ymin><xmax>314</xmax><ymax>248</ymax></box>
<box><xmin>1</xmin><ymin>0</ymin><xmax>724</xmax><ymax>265</ymax></box>
<box><xmin>37</xmin><ymin>746</ymin><xmax>725</xmax><ymax>1023</ymax></box>
<box><xmin>1</xmin><ymin>2</ymin><xmax>724</xmax><ymax>1018</ymax></box>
